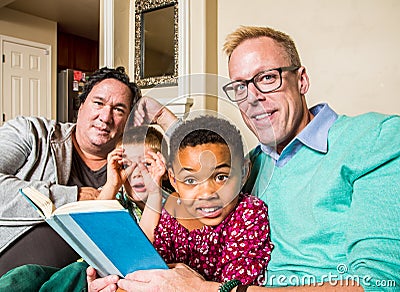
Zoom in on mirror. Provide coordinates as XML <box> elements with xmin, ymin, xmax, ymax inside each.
<box><xmin>135</xmin><ymin>0</ymin><xmax>178</xmax><ymax>88</ymax></box>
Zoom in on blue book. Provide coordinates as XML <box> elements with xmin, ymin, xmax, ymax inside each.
<box><xmin>20</xmin><ymin>187</ymin><xmax>168</xmax><ymax>278</ymax></box>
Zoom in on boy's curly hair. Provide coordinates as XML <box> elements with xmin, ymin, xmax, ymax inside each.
<box><xmin>169</xmin><ymin>115</ymin><xmax>244</xmax><ymax>165</ymax></box>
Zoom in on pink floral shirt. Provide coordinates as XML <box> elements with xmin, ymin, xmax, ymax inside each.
<box><xmin>153</xmin><ymin>194</ymin><xmax>273</xmax><ymax>285</ymax></box>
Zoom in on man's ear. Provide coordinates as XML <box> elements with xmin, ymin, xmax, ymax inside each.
<box><xmin>241</xmin><ymin>159</ymin><xmax>251</xmax><ymax>186</ymax></box>
<box><xmin>298</xmin><ymin>66</ymin><xmax>310</xmax><ymax>95</ymax></box>
<box><xmin>168</xmin><ymin>168</ymin><xmax>178</xmax><ymax>191</ymax></box>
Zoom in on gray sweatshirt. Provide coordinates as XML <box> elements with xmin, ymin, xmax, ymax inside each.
<box><xmin>0</xmin><ymin>116</ymin><xmax>79</xmax><ymax>253</ymax></box>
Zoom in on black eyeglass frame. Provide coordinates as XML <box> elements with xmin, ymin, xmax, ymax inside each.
<box><xmin>222</xmin><ymin>66</ymin><xmax>300</xmax><ymax>102</ymax></box>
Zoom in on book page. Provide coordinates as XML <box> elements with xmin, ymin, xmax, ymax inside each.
<box><xmin>53</xmin><ymin>200</ymin><xmax>124</xmax><ymax>216</ymax></box>
<box><xmin>20</xmin><ymin>187</ymin><xmax>56</xmax><ymax>218</ymax></box>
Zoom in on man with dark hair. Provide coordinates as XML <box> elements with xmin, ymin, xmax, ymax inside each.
<box><xmin>0</xmin><ymin>66</ymin><xmax>141</xmax><ymax>275</ymax></box>
<box><xmin>78</xmin><ymin>66</ymin><xmax>141</xmax><ymax>109</ymax></box>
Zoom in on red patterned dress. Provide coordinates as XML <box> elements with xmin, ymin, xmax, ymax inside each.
<box><xmin>153</xmin><ymin>194</ymin><xmax>273</xmax><ymax>285</ymax></box>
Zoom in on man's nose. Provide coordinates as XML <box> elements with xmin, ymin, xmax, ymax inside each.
<box><xmin>246</xmin><ymin>82</ymin><xmax>264</xmax><ymax>104</ymax></box>
<box><xmin>99</xmin><ymin>106</ymin><xmax>113</xmax><ymax>122</ymax></box>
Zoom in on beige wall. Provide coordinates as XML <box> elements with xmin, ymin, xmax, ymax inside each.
<box><xmin>114</xmin><ymin>0</ymin><xmax>130</xmax><ymax>72</ymax></box>
<box><xmin>0</xmin><ymin>7</ymin><xmax>57</xmax><ymax>119</ymax></box>
<box><xmin>217</xmin><ymin>0</ymin><xmax>400</xmax><ymax>148</ymax></box>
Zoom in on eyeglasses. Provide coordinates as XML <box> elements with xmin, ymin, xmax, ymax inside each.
<box><xmin>222</xmin><ymin>66</ymin><xmax>300</xmax><ymax>102</ymax></box>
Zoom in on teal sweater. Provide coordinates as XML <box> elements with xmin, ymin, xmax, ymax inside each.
<box><xmin>245</xmin><ymin>113</ymin><xmax>400</xmax><ymax>290</ymax></box>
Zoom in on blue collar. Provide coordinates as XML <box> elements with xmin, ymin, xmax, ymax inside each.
<box><xmin>260</xmin><ymin>103</ymin><xmax>338</xmax><ymax>166</ymax></box>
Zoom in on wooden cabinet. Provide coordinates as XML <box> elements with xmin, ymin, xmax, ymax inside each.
<box><xmin>57</xmin><ymin>32</ymin><xmax>99</xmax><ymax>72</ymax></box>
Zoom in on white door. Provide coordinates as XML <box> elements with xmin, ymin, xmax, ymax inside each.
<box><xmin>1</xmin><ymin>36</ymin><xmax>51</xmax><ymax>126</ymax></box>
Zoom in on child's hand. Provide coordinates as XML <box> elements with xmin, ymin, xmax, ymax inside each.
<box><xmin>107</xmin><ymin>147</ymin><xmax>126</xmax><ymax>187</ymax></box>
<box><xmin>145</xmin><ymin>150</ymin><xmax>167</xmax><ymax>184</ymax></box>
<box><xmin>98</xmin><ymin>147</ymin><xmax>127</xmax><ymax>200</ymax></box>
<box><xmin>136</xmin><ymin>152</ymin><xmax>166</xmax><ymax>241</ymax></box>
<box><xmin>135</xmin><ymin>151</ymin><xmax>166</xmax><ymax>197</ymax></box>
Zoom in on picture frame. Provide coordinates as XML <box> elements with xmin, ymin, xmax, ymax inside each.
<box><xmin>134</xmin><ymin>0</ymin><xmax>178</xmax><ymax>88</ymax></box>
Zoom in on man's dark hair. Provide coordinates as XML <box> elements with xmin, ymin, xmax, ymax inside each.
<box><xmin>79</xmin><ymin>66</ymin><xmax>142</xmax><ymax>109</ymax></box>
<box><xmin>169</xmin><ymin>115</ymin><xmax>245</xmax><ymax>165</ymax></box>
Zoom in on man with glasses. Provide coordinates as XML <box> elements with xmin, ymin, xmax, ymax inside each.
<box><xmin>88</xmin><ymin>26</ymin><xmax>399</xmax><ymax>291</ymax></box>
<box><xmin>222</xmin><ymin>65</ymin><xmax>300</xmax><ymax>102</ymax></box>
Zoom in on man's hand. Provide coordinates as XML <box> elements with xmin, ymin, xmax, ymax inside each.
<box><xmin>78</xmin><ymin>187</ymin><xmax>101</xmax><ymax>201</ymax></box>
<box><xmin>117</xmin><ymin>263</ymin><xmax>219</xmax><ymax>292</ymax></box>
<box><xmin>87</xmin><ymin>266</ymin><xmax>119</xmax><ymax>292</ymax></box>
<box><xmin>133</xmin><ymin>96</ymin><xmax>178</xmax><ymax>131</ymax></box>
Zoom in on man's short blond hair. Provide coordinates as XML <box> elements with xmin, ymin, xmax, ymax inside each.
<box><xmin>223</xmin><ymin>26</ymin><xmax>301</xmax><ymax>66</ymax></box>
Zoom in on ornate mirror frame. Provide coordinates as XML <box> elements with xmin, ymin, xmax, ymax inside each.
<box><xmin>134</xmin><ymin>0</ymin><xmax>178</xmax><ymax>88</ymax></box>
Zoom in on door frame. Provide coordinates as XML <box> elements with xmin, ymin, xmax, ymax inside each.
<box><xmin>0</xmin><ymin>35</ymin><xmax>52</xmax><ymax>125</ymax></box>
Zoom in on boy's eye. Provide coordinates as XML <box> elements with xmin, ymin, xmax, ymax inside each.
<box><xmin>183</xmin><ymin>178</ymin><xmax>197</xmax><ymax>185</ymax></box>
<box><xmin>215</xmin><ymin>174</ymin><xmax>229</xmax><ymax>182</ymax></box>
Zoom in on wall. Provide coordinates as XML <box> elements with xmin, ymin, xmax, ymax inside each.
<box><xmin>129</xmin><ymin>0</ymin><xmax>218</xmax><ymax>116</ymax></box>
<box><xmin>99</xmin><ymin>0</ymin><xmax>130</xmax><ymax>72</ymax></box>
<box><xmin>0</xmin><ymin>7</ymin><xmax>57</xmax><ymax>119</ymax></box>
<box><xmin>114</xmin><ymin>0</ymin><xmax>130</xmax><ymax>72</ymax></box>
<box><xmin>217</xmin><ymin>0</ymin><xmax>400</xmax><ymax>148</ymax></box>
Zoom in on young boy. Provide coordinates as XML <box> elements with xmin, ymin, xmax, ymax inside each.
<box><xmin>87</xmin><ymin>116</ymin><xmax>273</xmax><ymax>290</ymax></box>
<box><xmin>98</xmin><ymin>125</ymin><xmax>168</xmax><ymax>218</ymax></box>
<box><xmin>138</xmin><ymin>115</ymin><xmax>273</xmax><ymax>286</ymax></box>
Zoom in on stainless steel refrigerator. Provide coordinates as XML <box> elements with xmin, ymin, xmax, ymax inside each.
<box><xmin>57</xmin><ymin>69</ymin><xmax>88</xmax><ymax>123</ymax></box>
